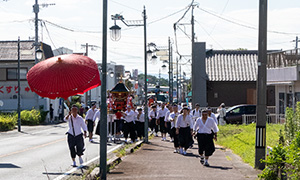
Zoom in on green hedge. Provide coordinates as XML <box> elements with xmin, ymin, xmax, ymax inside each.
<box><xmin>16</xmin><ymin>109</ymin><xmax>48</xmax><ymax>125</ymax></box>
<box><xmin>0</xmin><ymin>114</ymin><xmax>17</xmax><ymax>131</ymax></box>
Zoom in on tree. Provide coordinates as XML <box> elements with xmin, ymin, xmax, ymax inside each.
<box><xmin>125</xmin><ymin>79</ymin><xmax>133</xmax><ymax>90</ymax></box>
<box><xmin>138</xmin><ymin>74</ymin><xmax>168</xmax><ymax>86</ymax></box>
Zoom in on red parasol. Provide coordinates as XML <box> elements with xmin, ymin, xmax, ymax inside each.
<box><xmin>27</xmin><ymin>54</ymin><xmax>101</xmax><ymax>100</ymax></box>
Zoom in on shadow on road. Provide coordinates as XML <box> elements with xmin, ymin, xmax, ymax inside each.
<box><xmin>184</xmin><ymin>153</ymin><xmax>200</xmax><ymax>158</ymax></box>
<box><xmin>0</xmin><ymin>163</ymin><xmax>20</xmax><ymax>168</ymax></box>
<box><xmin>109</xmin><ymin>171</ymin><xmax>124</xmax><ymax>175</ymax></box>
<box><xmin>205</xmin><ymin>165</ymin><xmax>233</xmax><ymax>170</ymax></box>
<box><xmin>143</xmin><ymin>148</ymin><xmax>162</xmax><ymax>151</ymax></box>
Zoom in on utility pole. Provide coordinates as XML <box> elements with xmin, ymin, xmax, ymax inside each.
<box><xmin>292</xmin><ymin>36</ymin><xmax>300</xmax><ymax>49</ymax></box>
<box><xmin>32</xmin><ymin>0</ymin><xmax>55</xmax><ymax>109</ymax></box>
<box><xmin>255</xmin><ymin>0</ymin><xmax>267</xmax><ymax>170</ymax></box>
<box><xmin>33</xmin><ymin>0</ymin><xmax>40</xmax><ymax>109</ymax></box>
<box><xmin>100</xmin><ymin>0</ymin><xmax>108</xmax><ymax>179</ymax></box>
<box><xmin>85</xmin><ymin>43</ymin><xmax>89</xmax><ymax>107</ymax></box>
<box><xmin>191</xmin><ymin>4</ymin><xmax>196</xmax><ymax>108</ymax></box>
<box><xmin>143</xmin><ymin>6</ymin><xmax>149</xmax><ymax>143</ymax></box>
<box><xmin>168</xmin><ymin>37</ymin><xmax>171</xmax><ymax>103</ymax></box>
<box><xmin>176</xmin><ymin>57</ymin><xmax>179</xmax><ymax>102</ymax></box>
<box><xmin>179</xmin><ymin>65</ymin><xmax>181</xmax><ymax>103</ymax></box>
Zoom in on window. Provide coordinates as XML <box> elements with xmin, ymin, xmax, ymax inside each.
<box><xmin>245</xmin><ymin>106</ymin><xmax>256</xmax><ymax>114</ymax></box>
<box><xmin>7</xmin><ymin>68</ymin><xmax>27</xmax><ymax>80</ymax></box>
<box><xmin>232</xmin><ymin>107</ymin><xmax>241</xmax><ymax>114</ymax></box>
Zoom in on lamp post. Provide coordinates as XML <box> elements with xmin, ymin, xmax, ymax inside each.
<box><xmin>110</xmin><ymin>7</ymin><xmax>149</xmax><ymax>143</ymax></box>
<box><xmin>100</xmin><ymin>0</ymin><xmax>108</xmax><ymax>179</ymax></box>
<box><xmin>17</xmin><ymin>37</ymin><xmax>21</xmax><ymax>132</ymax></box>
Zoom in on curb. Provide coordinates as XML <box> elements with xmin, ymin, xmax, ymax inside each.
<box><xmin>88</xmin><ymin>140</ymin><xmax>143</xmax><ymax>179</ymax></box>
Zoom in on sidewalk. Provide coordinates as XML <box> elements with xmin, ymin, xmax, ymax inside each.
<box><xmin>108</xmin><ymin>136</ymin><xmax>260</xmax><ymax>180</ymax></box>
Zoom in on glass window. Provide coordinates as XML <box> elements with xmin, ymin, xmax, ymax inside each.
<box><xmin>7</xmin><ymin>68</ymin><xmax>27</xmax><ymax>80</ymax></box>
<box><xmin>246</xmin><ymin>106</ymin><xmax>256</xmax><ymax>114</ymax></box>
<box><xmin>232</xmin><ymin>107</ymin><xmax>241</xmax><ymax>114</ymax></box>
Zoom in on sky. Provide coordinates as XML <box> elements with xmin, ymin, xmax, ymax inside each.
<box><xmin>1</xmin><ymin>0</ymin><xmax>300</xmax><ymax>78</ymax></box>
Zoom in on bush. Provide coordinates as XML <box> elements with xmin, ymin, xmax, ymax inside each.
<box><xmin>0</xmin><ymin>114</ymin><xmax>17</xmax><ymax>131</ymax></box>
<box><xmin>18</xmin><ymin>109</ymin><xmax>41</xmax><ymax>125</ymax></box>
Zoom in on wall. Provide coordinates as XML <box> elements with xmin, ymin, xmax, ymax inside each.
<box><xmin>207</xmin><ymin>81</ymin><xmax>256</xmax><ymax>107</ymax></box>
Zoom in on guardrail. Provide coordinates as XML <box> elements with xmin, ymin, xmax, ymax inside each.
<box><xmin>242</xmin><ymin>114</ymin><xmax>285</xmax><ymax>125</ymax></box>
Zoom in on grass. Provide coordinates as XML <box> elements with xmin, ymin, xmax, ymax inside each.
<box><xmin>217</xmin><ymin>123</ymin><xmax>283</xmax><ymax>167</ymax></box>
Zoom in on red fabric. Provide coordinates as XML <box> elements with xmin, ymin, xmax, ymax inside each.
<box><xmin>27</xmin><ymin>54</ymin><xmax>101</xmax><ymax>100</ymax></box>
<box><xmin>115</xmin><ymin>111</ymin><xmax>122</xmax><ymax>119</ymax></box>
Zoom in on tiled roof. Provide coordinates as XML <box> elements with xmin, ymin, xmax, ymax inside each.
<box><xmin>0</xmin><ymin>40</ymin><xmax>53</xmax><ymax>61</ymax></box>
<box><xmin>206</xmin><ymin>50</ymin><xmax>258</xmax><ymax>81</ymax></box>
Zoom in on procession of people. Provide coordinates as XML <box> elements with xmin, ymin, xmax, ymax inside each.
<box><xmin>63</xmin><ymin>99</ymin><xmax>226</xmax><ymax>167</ymax></box>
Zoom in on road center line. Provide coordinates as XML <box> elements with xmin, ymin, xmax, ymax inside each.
<box><xmin>0</xmin><ymin>137</ymin><xmax>65</xmax><ymax>158</ymax></box>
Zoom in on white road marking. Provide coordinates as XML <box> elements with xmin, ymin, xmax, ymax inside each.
<box><xmin>53</xmin><ymin>144</ymin><xmax>122</xmax><ymax>180</ymax></box>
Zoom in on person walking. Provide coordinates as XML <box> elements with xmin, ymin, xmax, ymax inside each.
<box><xmin>122</xmin><ymin>106</ymin><xmax>136</xmax><ymax>143</ymax></box>
<box><xmin>207</xmin><ymin>107</ymin><xmax>218</xmax><ymax>125</ymax></box>
<box><xmin>193</xmin><ymin>109</ymin><xmax>219</xmax><ymax>166</ymax></box>
<box><xmin>169</xmin><ymin>104</ymin><xmax>180</xmax><ymax>153</ymax></box>
<box><xmin>157</xmin><ymin>103</ymin><xmax>168</xmax><ymax>141</ymax></box>
<box><xmin>49</xmin><ymin>104</ymin><xmax>54</xmax><ymax>123</ymax></box>
<box><xmin>64</xmin><ymin>104</ymin><xmax>87</xmax><ymax>167</ymax></box>
<box><xmin>175</xmin><ymin>107</ymin><xmax>194</xmax><ymax>155</ymax></box>
<box><xmin>191</xmin><ymin>103</ymin><xmax>201</xmax><ymax>122</ymax></box>
<box><xmin>149</xmin><ymin>105</ymin><xmax>159</xmax><ymax>137</ymax></box>
<box><xmin>217</xmin><ymin>103</ymin><xmax>227</xmax><ymax>125</ymax></box>
<box><xmin>85</xmin><ymin>103</ymin><xmax>97</xmax><ymax>143</ymax></box>
<box><xmin>136</xmin><ymin>108</ymin><xmax>145</xmax><ymax>141</ymax></box>
<box><xmin>164</xmin><ymin>104</ymin><xmax>173</xmax><ymax>141</ymax></box>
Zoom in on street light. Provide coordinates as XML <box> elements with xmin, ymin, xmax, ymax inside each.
<box><xmin>109</xmin><ymin>71</ymin><xmax>114</xmax><ymax>78</ymax></box>
<box><xmin>110</xmin><ymin>7</ymin><xmax>149</xmax><ymax>143</ymax></box>
<box><xmin>109</xmin><ymin>25</ymin><xmax>121</xmax><ymax>41</ymax></box>
<box><xmin>36</xmin><ymin>48</ymin><xmax>43</xmax><ymax>61</ymax></box>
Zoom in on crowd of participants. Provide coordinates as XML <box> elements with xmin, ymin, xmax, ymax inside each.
<box><xmin>64</xmin><ymin>101</ymin><xmax>227</xmax><ymax>167</ymax></box>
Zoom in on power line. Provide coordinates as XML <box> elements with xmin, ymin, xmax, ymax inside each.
<box><xmin>195</xmin><ymin>20</ymin><xmax>224</xmax><ymax>49</ymax></box>
<box><xmin>110</xmin><ymin>0</ymin><xmax>141</xmax><ymax>12</ymax></box>
<box><xmin>209</xmin><ymin>0</ymin><xmax>230</xmax><ymax>35</ymax></box>
<box><xmin>42</xmin><ymin>21</ymin><xmax>60</xmax><ymax>53</ymax></box>
<box><xmin>197</xmin><ymin>7</ymin><xmax>300</xmax><ymax>36</ymax></box>
<box><xmin>42</xmin><ymin>19</ymin><xmax>102</xmax><ymax>33</ymax></box>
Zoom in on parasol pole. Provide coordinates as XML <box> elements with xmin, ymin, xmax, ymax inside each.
<box><xmin>100</xmin><ymin>0</ymin><xmax>108</xmax><ymax>179</ymax></box>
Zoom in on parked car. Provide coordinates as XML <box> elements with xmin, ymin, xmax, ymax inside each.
<box><xmin>225</xmin><ymin>104</ymin><xmax>256</xmax><ymax>124</ymax></box>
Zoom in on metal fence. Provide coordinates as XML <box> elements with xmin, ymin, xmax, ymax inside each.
<box><xmin>198</xmin><ymin>106</ymin><xmax>276</xmax><ymax>114</ymax></box>
<box><xmin>242</xmin><ymin>114</ymin><xmax>286</xmax><ymax>125</ymax></box>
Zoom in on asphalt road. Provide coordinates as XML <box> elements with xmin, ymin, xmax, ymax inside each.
<box><xmin>0</xmin><ymin>123</ymin><xmax>120</xmax><ymax>180</ymax></box>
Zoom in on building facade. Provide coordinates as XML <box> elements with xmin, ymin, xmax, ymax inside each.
<box><xmin>0</xmin><ymin>40</ymin><xmax>53</xmax><ymax>111</ymax></box>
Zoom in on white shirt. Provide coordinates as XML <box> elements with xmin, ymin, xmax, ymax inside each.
<box><xmin>157</xmin><ymin>108</ymin><xmax>168</xmax><ymax>119</ymax></box>
<box><xmin>149</xmin><ymin>110</ymin><xmax>158</xmax><ymax>119</ymax></box>
<box><xmin>169</xmin><ymin>112</ymin><xmax>179</xmax><ymax>128</ymax></box>
<box><xmin>124</xmin><ymin>110</ymin><xmax>135</xmax><ymax>123</ymax></box>
<box><xmin>64</xmin><ymin>114</ymin><xmax>87</xmax><ymax>136</ymax></box>
<box><xmin>175</xmin><ymin>114</ymin><xmax>193</xmax><ymax>129</ymax></box>
<box><xmin>93</xmin><ymin>109</ymin><xmax>101</xmax><ymax>122</ymax></box>
<box><xmin>85</xmin><ymin>108</ymin><xmax>97</xmax><ymax>121</ymax></box>
<box><xmin>193</xmin><ymin>117</ymin><xmax>219</xmax><ymax>134</ymax></box>
<box><xmin>209</xmin><ymin>113</ymin><xmax>218</xmax><ymax>125</ymax></box>
<box><xmin>133</xmin><ymin>110</ymin><xmax>138</xmax><ymax>121</ymax></box>
<box><xmin>191</xmin><ymin>108</ymin><xmax>201</xmax><ymax>121</ymax></box>
<box><xmin>164</xmin><ymin>110</ymin><xmax>171</xmax><ymax>122</ymax></box>
<box><xmin>217</xmin><ymin>108</ymin><xmax>226</xmax><ymax>118</ymax></box>
<box><xmin>136</xmin><ymin>113</ymin><xmax>145</xmax><ymax>122</ymax></box>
